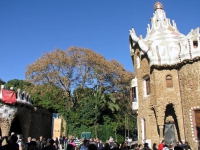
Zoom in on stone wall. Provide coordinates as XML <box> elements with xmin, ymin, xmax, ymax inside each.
<box><xmin>178</xmin><ymin>61</ymin><xmax>200</xmax><ymax>149</ymax></box>
<box><xmin>0</xmin><ymin>103</ymin><xmax>52</xmax><ymax>142</ymax></box>
<box><xmin>28</xmin><ymin>107</ymin><xmax>52</xmax><ymax>139</ymax></box>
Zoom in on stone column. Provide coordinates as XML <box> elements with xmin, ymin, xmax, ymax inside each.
<box><xmin>159</xmin><ymin>125</ymin><xmax>164</xmax><ymax>139</ymax></box>
<box><xmin>1</xmin><ymin>119</ymin><xmax>12</xmax><ymax>145</ymax></box>
<box><xmin>0</xmin><ymin>117</ymin><xmax>14</xmax><ymax>136</ymax></box>
<box><xmin>1</xmin><ymin>124</ymin><xmax>10</xmax><ymax>136</ymax></box>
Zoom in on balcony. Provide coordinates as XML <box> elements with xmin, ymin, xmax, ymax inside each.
<box><xmin>132</xmin><ymin>101</ymin><xmax>138</xmax><ymax>110</ymax></box>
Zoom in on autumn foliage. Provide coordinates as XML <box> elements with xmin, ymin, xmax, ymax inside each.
<box><xmin>25</xmin><ymin>47</ymin><xmax>135</xmax><ymax>141</ymax></box>
<box><xmin>26</xmin><ymin>47</ymin><xmax>133</xmax><ymax>104</ymax></box>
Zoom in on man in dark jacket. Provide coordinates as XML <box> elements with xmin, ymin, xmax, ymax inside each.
<box><xmin>42</xmin><ymin>139</ymin><xmax>56</xmax><ymax>150</ymax></box>
<box><xmin>37</xmin><ymin>136</ymin><xmax>45</xmax><ymax>150</ymax></box>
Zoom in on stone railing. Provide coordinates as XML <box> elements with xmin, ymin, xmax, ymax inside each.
<box><xmin>0</xmin><ymin>85</ymin><xmax>32</xmax><ymax>105</ymax></box>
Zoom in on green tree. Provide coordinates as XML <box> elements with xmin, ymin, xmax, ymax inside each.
<box><xmin>5</xmin><ymin>79</ymin><xmax>32</xmax><ymax>91</ymax></box>
<box><xmin>26</xmin><ymin>83</ymin><xmax>70</xmax><ymax>113</ymax></box>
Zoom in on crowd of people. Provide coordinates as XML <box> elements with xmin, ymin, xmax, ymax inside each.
<box><xmin>154</xmin><ymin>140</ymin><xmax>192</xmax><ymax>150</ymax></box>
<box><xmin>0</xmin><ymin>133</ymin><xmax>195</xmax><ymax>150</ymax></box>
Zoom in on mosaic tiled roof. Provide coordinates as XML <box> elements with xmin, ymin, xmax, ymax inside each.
<box><xmin>129</xmin><ymin>2</ymin><xmax>200</xmax><ymax>67</ymax></box>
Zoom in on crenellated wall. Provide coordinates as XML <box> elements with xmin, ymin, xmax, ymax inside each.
<box><xmin>0</xmin><ymin>104</ymin><xmax>52</xmax><ymax>141</ymax></box>
<box><xmin>0</xmin><ymin>85</ymin><xmax>52</xmax><ymax>143</ymax></box>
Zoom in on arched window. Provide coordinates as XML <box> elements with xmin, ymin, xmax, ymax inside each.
<box><xmin>193</xmin><ymin>41</ymin><xmax>198</xmax><ymax>49</ymax></box>
<box><xmin>166</xmin><ymin>75</ymin><xmax>173</xmax><ymax>88</ymax></box>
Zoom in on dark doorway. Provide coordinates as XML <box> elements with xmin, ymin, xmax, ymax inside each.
<box><xmin>164</xmin><ymin>123</ymin><xmax>175</xmax><ymax>145</ymax></box>
<box><xmin>164</xmin><ymin>104</ymin><xmax>181</xmax><ymax>141</ymax></box>
<box><xmin>9</xmin><ymin>116</ymin><xmax>22</xmax><ymax>135</ymax></box>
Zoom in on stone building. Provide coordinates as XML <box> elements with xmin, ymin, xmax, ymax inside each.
<box><xmin>129</xmin><ymin>2</ymin><xmax>200</xmax><ymax>149</ymax></box>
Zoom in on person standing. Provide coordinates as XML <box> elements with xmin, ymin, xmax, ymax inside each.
<box><xmin>55</xmin><ymin>137</ymin><xmax>59</xmax><ymax>150</ymax></box>
<box><xmin>152</xmin><ymin>143</ymin><xmax>158</xmax><ymax>150</ymax></box>
<box><xmin>142</xmin><ymin>143</ymin><xmax>151</xmax><ymax>150</ymax></box>
<box><xmin>168</xmin><ymin>141</ymin><xmax>174</xmax><ymax>150</ymax></box>
<box><xmin>96</xmin><ymin>140</ymin><xmax>103</xmax><ymax>150</ymax></box>
<box><xmin>64</xmin><ymin>137</ymin><xmax>68</xmax><ymax>150</ymax></box>
<box><xmin>37</xmin><ymin>136</ymin><xmax>45</xmax><ymax>150</ymax></box>
<box><xmin>42</xmin><ymin>139</ymin><xmax>56</xmax><ymax>150</ymax></box>
<box><xmin>184</xmin><ymin>141</ymin><xmax>191</xmax><ymax>150</ymax></box>
<box><xmin>80</xmin><ymin>139</ymin><xmax>89</xmax><ymax>150</ymax></box>
<box><xmin>120</xmin><ymin>141</ymin><xmax>128</xmax><ymax>150</ymax></box>
<box><xmin>25</xmin><ymin>136</ymin><xmax>32</xmax><ymax>150</ymax></box>
<box><xmin>59</xmin><ymin>136</ymin><xmax>64</xmax><ymax>150</ymax></box>
<box><xmin>17</xmin><ymin>136</ymin><xmax>23</xmax><ymax>150</ymax></box>
<box><xmin>1</xmin><ymin>134</ymin><xmax>19</xmax><ymax>150</ymax></box>
<box><xmin>158</xmin><ymin>140</ymin><xmax>165</xmax><ymax>150</ymax></box>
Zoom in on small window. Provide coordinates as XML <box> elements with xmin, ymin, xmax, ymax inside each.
<box><xmin>143</xmin><ymin>76</ymin><xmax>150</xmax><ymax>96</ymax></box>
<box><xmin>193</xmin><ymin>41</ymin><xmax>198</xmax><ymax>49</ymax></box>
<box><xmin>146</xmin><ymin>78</ymin><xmax>150</xmax><ymax>95</ymax></box>
<box><xmin>131</xmin><ymin>87</ymin><xmax>137</xmax><ymax>102</ymax></box>
<box><xmin>166</xmin><ymin>75</ymin><xmax>173</xmax><ymax>88</ymax></box>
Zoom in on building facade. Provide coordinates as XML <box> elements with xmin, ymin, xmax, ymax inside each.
<box><xmin>129</xmin><ymin>2</ymin><xmax>200</xmax><ymax>149</ymax></box>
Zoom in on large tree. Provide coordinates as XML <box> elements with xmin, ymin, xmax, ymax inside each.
<box><xmin>25</xmin><ymin>47</ymin><xmax>135</xmax><ymax>140</ymax></box>
<box><xmin>26</xmin><ymin>47</ymin><xmax>133</xmax><ymax>104</ymax></box>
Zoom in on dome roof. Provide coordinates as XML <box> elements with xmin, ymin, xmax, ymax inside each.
<box><xmin>154</xmin><ymin>1</ymin><xmax>163</xmax><ymax>10</ymax></box>
<box><xmin>129</xmin><ymin>2</ymin><xmax>200</xmax><ymax>67</ymax></box>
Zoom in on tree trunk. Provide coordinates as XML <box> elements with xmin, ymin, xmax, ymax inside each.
<box><xmin>127</xmin><ymin>116</ymin><xmax>129</xmax><ymax>138</ymax></box>
<box><xmin>94</xmin><ymin>122</ymin><xmax>97</xmax><ymax>138</ymax></box>
<box><xmin>125</xmin><ymin>114</ymin><xmax>126</xmax><ymax>138</ymax></box>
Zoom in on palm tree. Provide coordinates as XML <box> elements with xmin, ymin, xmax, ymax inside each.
<box><xmin>93</xmin><ymin>86</ymin><xmax>120</xmax><ymax>138</ymax></box>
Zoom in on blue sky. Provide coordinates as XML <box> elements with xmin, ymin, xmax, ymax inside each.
<box><xmin>0</xmin><ymin>0</ymin><xmax>200</xmax><ymax>82</ymax></box>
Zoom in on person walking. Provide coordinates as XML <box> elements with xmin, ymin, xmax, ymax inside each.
<box><xmin>59</xmin><ymin>136</ymin><xmax>64</xmax><ymax>150</ymax></box>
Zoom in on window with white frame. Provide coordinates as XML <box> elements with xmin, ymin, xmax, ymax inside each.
<box><xmin>131</xmin><ymin>87</ymin><xmax>137</xmax><ymax>102</ymax></box>
<box><xmin>143</xmin><ymin>75</ymin><xmax>150</xmax><ymax>96</ymax></box>
<box><xmin>131</xmin><ymin>78</ymin><xmax>138</xmax><ymax>102</ymax></box>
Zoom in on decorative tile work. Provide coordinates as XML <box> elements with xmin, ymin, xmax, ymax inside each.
<box><xmin>189</xmin><ymin>107</ymin><xmax>200</xmax><ymax>142</ymax></box>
